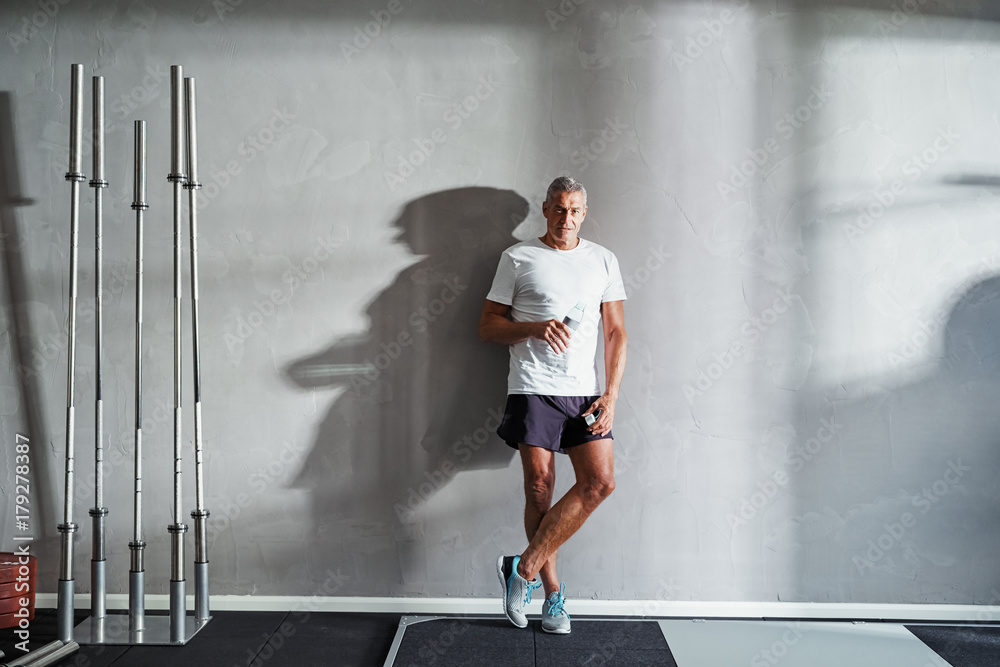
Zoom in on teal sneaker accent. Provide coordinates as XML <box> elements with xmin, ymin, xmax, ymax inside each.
<box><xmin>526</xmin><ymin>578</ymin><xmax>542</xmax><ymax>604</ymax></box>
<box><xmin>541</xmin><ymin>582</ymin><xmax>571</xmax><ymax>634</ymax></box>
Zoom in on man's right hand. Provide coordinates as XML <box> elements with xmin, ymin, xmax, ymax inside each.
<box><xmin>535</xmin><ymin>320</ymin><xmax>573</xmax><ymax>354</ymax></box>
<box><xmin>480</xmin><ymin>300</ymin><xmax>573</xmax><ymax>352</ymax></box>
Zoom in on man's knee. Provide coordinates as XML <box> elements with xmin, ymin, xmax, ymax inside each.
<box><xmin>581</xmin><ymin>473</ymin><xmax>615</xmax><ymax>508</ymax></box>
<box><xmin>526</xmin><ymin>475</ymin><xmax>555</xmax><ymax>513</ymax></box>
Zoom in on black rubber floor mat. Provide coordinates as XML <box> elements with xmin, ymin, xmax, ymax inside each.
<box><xmin>907</xmin><ymin>624</ymin><xmax>1000</xmax><ymax>667</ymax></box>
<box><xmin>387</xmin><ymin>617</ymin><xmax>678</xmax><ymax>667</ymax></box>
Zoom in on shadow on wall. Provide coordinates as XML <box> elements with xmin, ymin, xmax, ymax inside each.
<box><xmin>0</xmin><ymin>92</ymin><xmax>57</xmax><ymax>536</ymax></box>
<box><xmin>781</xmin><ymin>273</ymin><xmax>1000</xmax><ymax>603</ymax></box>
<box><xmin>284</xmin><ymin>187</ymin><xmax>527</xmax><ymax>583</ymax></box>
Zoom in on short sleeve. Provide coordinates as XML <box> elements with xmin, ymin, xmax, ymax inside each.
<box><xmin>602</xmin><ymin>252</ymin><xmax>627</xmax><ymax>302</ymax></box>
<box><xmin>486</xmin><ymin>251</ymin><xmax>517</xmax><ymax>305</ymax></box>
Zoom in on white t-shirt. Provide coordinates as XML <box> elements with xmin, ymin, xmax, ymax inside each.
<box><xmin>486</xmin><ymin>237</ymin><xmax>627</xmax><ymax>395</ymax></box>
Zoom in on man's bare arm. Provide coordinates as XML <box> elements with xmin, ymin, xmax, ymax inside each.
<box><xmin>479</xmin><ymin>299</ymin><xmax>573</xmax><ymax>353</ymax></box>
<box><xmin>601</xmin><ymin>300</ymin><xmax>627</xmax><ymax>400</ymax></box>
<box><xmin>583</xmin><ymin>300</ymin><xmax>627</xmax><ymax>436</ymax></box>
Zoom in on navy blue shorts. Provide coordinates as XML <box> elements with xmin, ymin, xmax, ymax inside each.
<box><xmin>497</xmin><ymin>394</ymin><xmax>612</xmax><ymax>454</ymax></box>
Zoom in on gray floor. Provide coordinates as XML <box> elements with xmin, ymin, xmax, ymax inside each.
<box><xmin>659</xmin><ymin>619</ymin><xmax>948</xmax><ymax>667</ymax></box>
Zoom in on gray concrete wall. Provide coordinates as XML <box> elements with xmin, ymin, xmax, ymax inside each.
<box><xmin>1</xmin><ymin>0</ymin><xmax>1000</xmax><ymax>604</ymax></box>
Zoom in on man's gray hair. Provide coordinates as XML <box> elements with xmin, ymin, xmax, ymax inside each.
<box><xmin>545</xmin><ymin>176</ymin><xmax>587</xmax><ymax>206</ymax></box>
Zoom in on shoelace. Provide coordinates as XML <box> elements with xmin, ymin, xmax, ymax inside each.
<box><xmin>546</xmin><ymin>583</ymin><xmax>567</xmax><ymax>616</ymax></box>
<box><xmin>525</xmin><ymin>579</ymin><xmax>542</xmax><ymax>604</ymax></box>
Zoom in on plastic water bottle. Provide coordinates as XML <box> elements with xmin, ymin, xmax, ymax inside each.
<box><xmin>563</xmin><ymin>302</ymin><xmax>586</xmax><ymax>331</ymax></box>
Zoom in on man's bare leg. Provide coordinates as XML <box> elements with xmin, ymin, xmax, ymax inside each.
<box><xmin>519</xmin><ymin>444</ymin><xmax>559</xmax><ymax>596</ymax></box>
<box><xmin>516</xmin><ymin>438</ymin><xmax>615</xmax><ymax>582</ymax></box>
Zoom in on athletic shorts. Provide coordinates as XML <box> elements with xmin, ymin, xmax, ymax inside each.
<box><xmin>496</xmin><ymin>394</ymin><xmax>612</xmax><ymax>454</ymax></box>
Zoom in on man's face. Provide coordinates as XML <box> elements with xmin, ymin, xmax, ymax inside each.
<box><xmin>541</xmin><ymin>190</ymin><xmax>587</xmax><ymax>249</ymax></box>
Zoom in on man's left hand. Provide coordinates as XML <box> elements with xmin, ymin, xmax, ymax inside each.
<box><xmin>583</xmin><ymin>395</ymin><xmax>615</xmax><ymax>437</ymax></box>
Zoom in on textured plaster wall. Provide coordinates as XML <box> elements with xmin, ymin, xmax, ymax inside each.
<box><xmin>2</xmin><ymin>0</ymin><xmax>1000</xmax><ymax>604</ymax></box>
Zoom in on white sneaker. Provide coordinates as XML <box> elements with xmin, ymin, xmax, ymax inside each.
<box><xmin>497</xmin><ymin>555</ymin><xmax>540</xmax><ymax>628</ymax></box>
<box><xmin>541</xmin><ymin>583</ymin><xmax>571</xmax><ymax>634</ymax></box>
